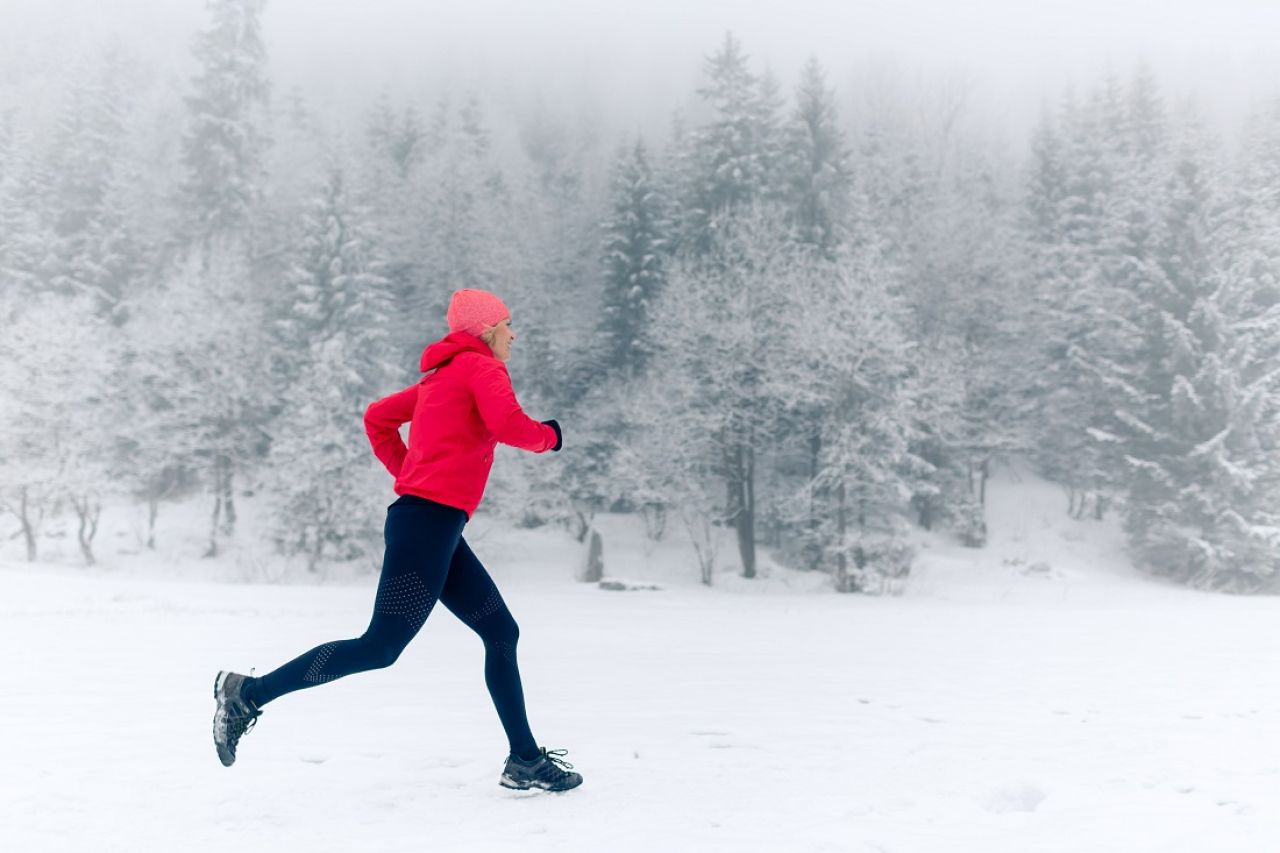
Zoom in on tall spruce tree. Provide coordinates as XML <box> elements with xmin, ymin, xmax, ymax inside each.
<box><xmin>1025</xmin><ymin>84</ymin><xmax>1136</xmax><ymax>517</ymax></box>
<box><xmin>267</xmin><ymin>169</ymin><xmax>396</xmax><ymax>569</ymax></box>
<box><xmin>180</xmin><ymin>0</ymin><xmax>269</xmax><ymax>243</ymax></box>
<box><xmin>174</xmin><ymin>0</ymin><xmax>273</xmax><ymax>553</ymax></box>
<box><xmin>680</xmin><ymin>32</ymin><xmax>783</xmax><ymax>254</ymax></box>
<box><xmin>1118</xmin><ymin>103</ymin><xmax>1280</xmax><ymax>590</ymax></box>
<box><xmin>45</xmin><ymin>50</ymin><xmax>145</xmax><ymax>316</ymax></box>
<box><xmin>783</xmin><ymin>56</ymin><xmax>852</xmax><ymax>254</ymax></box>
<box><xmin>598</xmin><ymin>138</ymin><xmax>670</xmax><ymax>379</ymax></box>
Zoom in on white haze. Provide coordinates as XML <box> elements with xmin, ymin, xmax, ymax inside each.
<box><xmin>3</xmin><ymin>0</ymin><xmax>1279</xmax><ymax>145</ymax></box>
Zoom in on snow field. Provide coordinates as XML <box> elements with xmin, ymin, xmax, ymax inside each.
<box><xmin>2</xmin><ymin>468</ymin><xmax>1278</xmax><ymax>852</ymax></box>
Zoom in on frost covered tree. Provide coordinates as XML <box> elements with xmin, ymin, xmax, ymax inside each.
<box><xmin>649</xmin><ymin>207</ymin><xmax>802</xmax><ymax>579</ymax></box>
<box><xmin>679</xmin><ymin>32</ymin><xmax>784</xmax><ymax>255</ymax></box>
<box><xmin>0</xmin><ymin>130</ymin><xmax>57</xmax><ymax>296</ymax></box>
<box><xmin>613</xmin><ymin>365</ymin><xmax>724</xmax><ymax>584</ymax></box>
<box><xmin>1023</xmin><ymin>81</ymin><xmax>1148</xmax><ymax>518</ymax></box>
<box><xmin>511</xmin><ymin>103</ymin><xmax>605</xmax><ymax>408</ymax></box>
<box><xmin>1118</xmin><ymin>103</ymin><xmax>1280</xmax><ymax>591</ymax></box>
<box><xmin>0</xmin><ymin>293</ymin><xmax>119</xmax><ymax>564</ymax></box>
<box><xmin>180</xmin><ymin>0</ymin><xmax>269</xmax><ymax>243</ymax></box>
<box><xmin>366</xmin><ymin>94</ymin><xmax>426</xmax><ymax>182</ymax></box>
<box><xmin>597</xmin><ymin>138</ymin><xmax>671</xmax><ymax>379</ymax></box>
<box><xmin>782</xmin><ymin>56</ymin><xmax>852</xmax><ymax>254</ymax></box>
<box><xmin>164</xmin><ymin>0</ymin><xmax>274</xmax><ymax>552</ymax></box>
<box><xmin>907</xmin><ymin>149</ymin><xmax>1032</xmax><ymax>540</ymax></box>
<box><xmin>124</xmin><ymin>247</ymin><xmax>273</xmax><ymax>557</ymax></box>
<box><xmin>398</xmin><ymin>94</ymin><xmax>511</xmax><ymax>360</ymax></box>
<box><xmin>267</xmin><ymin>167</ymin><xmax>398</xmax><ymax>569</ymax></box>
<box><xmin>43</xmin><ymin>51</ymin><xmax>147</xmax><ymax>316</ymax></box>
<box><xmin>777</xmin><ymin>237</ymin><xmax>918</xmax><ymax>591</ymax></box>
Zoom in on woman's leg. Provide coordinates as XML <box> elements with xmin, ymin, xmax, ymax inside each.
<box><xmin>439</xmin><ymin>537</ymin><xmax>539</xmax><ymax>760</ymax></box>
<box><xmin>245</xmin><ymin>500</ymin><xmax>467</xmax><ymax>707</ymax></box>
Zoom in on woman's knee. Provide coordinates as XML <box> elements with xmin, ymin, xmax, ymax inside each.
<box><xmin>357</xmin><ymin>632</ymin><xmax>410</xmax><ymax>670</ymax></box>
<box><xmin>481</xmin><ymin>611</ymin><xmax>519</xmax><ymax>647</ymax></box>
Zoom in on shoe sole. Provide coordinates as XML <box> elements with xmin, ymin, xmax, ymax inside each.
<box><xmin>499</xmin><ymin>773</ymin><xmax>583</xmax><ymax>792</ymax></box>
<box><xmin>213</xmin><ymin>671</ymin><xmax>236</xmax><ymax>767</ymax></box>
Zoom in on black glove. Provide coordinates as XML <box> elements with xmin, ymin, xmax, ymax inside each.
<box><xmin>541</xmin><ymin>419</ymin><xmax>563</xmax><ymax>452</ymax></box>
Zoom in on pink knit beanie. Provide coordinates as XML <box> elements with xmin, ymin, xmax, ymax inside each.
<box><xmin>446</xmin><ymin>288</ymin><xmax>510</xmax><ymax>336</ymax></box>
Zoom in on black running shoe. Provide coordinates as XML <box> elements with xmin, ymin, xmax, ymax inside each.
<box><xmin>499</xmin><ymin>748</ymin><xmax>583</xmax><ymax>792</ymax></box>
<box><xmin>212</xmin><ymin>670</ymin><xmax>262</xmax><ymax>767</ymax></box>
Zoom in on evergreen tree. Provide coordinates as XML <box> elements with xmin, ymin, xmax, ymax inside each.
<box><xmin>598</xmin><ymin>138</ymin><xmax>671</xmax><ymax>379</ymax></box>
<box><xmin>0</xmin><ymin>131</ymin><xmax>56</xmax><ymax>296</ymax></box>
<box><xmin>129</xmin><ymin>251</ymin><xmax>270</xmax><ymax>556</ymax></box>
<box><xmin>270</xmin><ymin>334</ymin><xmax>392</xmax><ymax>571</ymax></box>
<box><xmin>405</xmin><ymin>93</ymin><xmax>510</xmax><ymax>343</ymax></box>
<box><xmin>680</xmin><ymin>32</ymin><xmax>783</xmax><ymax>254</ymax></box>
<box><xmin>276</xmin><ymin>167</ymin><xmax>397</xmax><ymax>387</ymax></box>
<box><xmin>366</xmin><ymin>94</ymin><xmax>426</xmax><ymax>182</ymax></box>
<box><xmin>1025</xmin><ymin>83</ymin><xmax>1137</xmax><ymax>517</ymax></box>
<box><xmin>180</xmin><ymin>0</ymin><xmax>269</xmax><ymax>243</ymax></box>
<box><xmin>783</xmin><ymin>56</ymin><xmax>852</xmax><ymax>254</ymax></box>
<box><xmin>511</xmin><ymin>103</ymin><xmax>604</xmax><ymax>408</ymax></box>
<box><xmin>169</xmin><ymin>0</ymin><xmax>274</xmax><ymax>552</ymax></box>
<box><xmin>1119</xmin><ymin>104</ymin><xmax>1280</xmax><ymax>590</ymax></box>
<box><xmin>43</xmin><ymin>50</ymin><xmax>146</xmax><ymax>315</ymax></box>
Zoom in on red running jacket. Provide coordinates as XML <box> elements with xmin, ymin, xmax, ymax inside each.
<box><xmin>363</xmin><ymin>332</ymin><xmax>558</xmax><ymax>518</ymax></box>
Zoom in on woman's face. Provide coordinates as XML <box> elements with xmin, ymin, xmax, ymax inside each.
<box><xmin>488</xmin><ymin>317</ymin><xmax>515</xmax><ymax>362</ymax></box>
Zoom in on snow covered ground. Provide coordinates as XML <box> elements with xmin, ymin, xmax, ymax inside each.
<box><xmin>2</xmin><ymin>465</ymin><xmax>1279</xmax><ymax>852</ymax></box>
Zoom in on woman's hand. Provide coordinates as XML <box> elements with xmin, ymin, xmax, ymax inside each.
<box><xmin>541</xmin><ymin>419</ymin><xmax>563</xmax><ymax>452</ymax></box>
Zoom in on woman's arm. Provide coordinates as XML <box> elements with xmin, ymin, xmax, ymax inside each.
<box><xmin>363</xmin><ymin>383</ymin><xmax>420</xmax><ymax>477</ymax></box>
<box><xmin>469</xmin><ymin>361</ymin><xmax>558</xmax><ymax>453</ymax></box>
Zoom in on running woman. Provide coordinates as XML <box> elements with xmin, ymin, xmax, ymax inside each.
<box><xmin>212</xmin><ymin>288</ymin><xmax>582</xmax><ymax>792</ymax></box>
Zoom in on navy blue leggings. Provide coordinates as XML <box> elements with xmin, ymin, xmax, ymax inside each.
<box><xmin>244</xmin><ymin>495</ymin><xmax>537</xmax><ymax>758</ymax></box>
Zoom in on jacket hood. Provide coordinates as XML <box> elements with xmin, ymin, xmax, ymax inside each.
<box><xmin>419</xmin><ymin>331</ymin><xmax>494</xmax><ymax>372</ymax></box>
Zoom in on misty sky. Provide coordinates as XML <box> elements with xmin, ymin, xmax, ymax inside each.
<box><xmin>4</xmin><ymin>0</ymin><xmax>1280</xmax><ymax>143</ymax></box>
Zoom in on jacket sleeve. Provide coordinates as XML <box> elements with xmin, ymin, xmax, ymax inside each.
<box><xmin>468</xmin><ymin>360</ymin><xmax>557</xmax><ymax>453</ymax></box>
<box><xmin>363</xmin><ymin>383</ymin><xmax>420</xmax><ymax>477</ymax></box>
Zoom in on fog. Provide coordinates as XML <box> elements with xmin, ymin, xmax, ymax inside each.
<box><xmin>5</xmin><ymin>0</ymin><xmax>1279</xmax><ymax>144</ymax></box>
<box><xmin>4</xmin><ymin>0</ymin><xmax>1280</xmax><ymax>595</ymax></box>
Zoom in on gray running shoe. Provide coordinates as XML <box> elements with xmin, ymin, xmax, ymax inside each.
<box><xmin>499</xmin><ymin>748</ymin><xmax>583</xmax><ymax>792</ymax></box>
<box><xmin>212</xmin><ymin>671</ymin><xmax>262</xmax><ymax>767</ymax></box>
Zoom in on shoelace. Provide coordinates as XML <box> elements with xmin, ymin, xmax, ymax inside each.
<box><xmin>229</xmin><ymin>702</ymin><xmax>262</xmax><ymax>739</ymax></box>
<box><xmin>542</xmin><ymin>748</ymin><xmax>574</xmax><ymax>772</ymax></box>
<box><xmin>235</xmin><ymin>671</ymin><xmax>261</xmax><ymax>738</ymax></box>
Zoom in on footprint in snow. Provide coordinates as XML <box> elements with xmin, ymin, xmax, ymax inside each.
<box><xmin>983</xmin><ymin>782</ymin><xmax>1047</xmax><ymax>814</ymax></box>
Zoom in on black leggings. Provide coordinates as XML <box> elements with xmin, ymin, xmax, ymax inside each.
<box><xmin>244</xmin><ymin>495</ymin><xmax>537</xmax><ymax>758</ymax></box>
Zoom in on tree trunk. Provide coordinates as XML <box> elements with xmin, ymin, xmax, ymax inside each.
<box><xmin>206</xmin><ymin>462</ymin><xmax>223</xmax><ymax>558</ymax></box>
<box><xmin>20</xmin><ymin>486</ymin><xmax>38</xmax><ymax>563</ymax></box>
<box><xmin>308</xmin><ymin>529</ymin><xmax>324</xmax><ymax>573</ymax></box>
<box><xmin>71</xmin><ymin>493</ymin><xmax>100</xmax><ymax>566</ymax></box>
<box><xmin>808</xmin><ymin>431</ymin><xmax>821</xmax><ymax>528</ymax></box>
<box><xmin>682</xmin><ymin>510</ymin><xmax>715</xmax><ymax>586</ymax></box>
<box><xmin>578</xmin><ymin>529</ymin><xmax>604</xmax><ymax>583</ymax></box>
<box><xmin>573</xmin><ymin>509</ymin><xmax>593</xmax><ymax>543</ymax></box>
<box><xmin>835</xmin><ymin>480</ymin><xmax>848</xmax><ymax>592</ymax></box>
<box><xmin>737</xmin><ymin>445</ymin><xmax>752</xmax><ymax>578</ymax></box>
<box><xmin>147</xmin><ymin>496</ymin><xmax>159</xmax><ymax>550</ymax></box>
<box><xmin>221</xmin><ymin>455</ymin><xmax>236</xmax><ymax>537</ymax></box>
